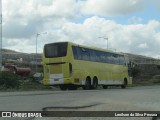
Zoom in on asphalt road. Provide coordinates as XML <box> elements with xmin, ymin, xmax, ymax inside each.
<box><xmin>0</xmin><ymin>85</ymin><xmax>160</xmax><ymax>120</ymax></box>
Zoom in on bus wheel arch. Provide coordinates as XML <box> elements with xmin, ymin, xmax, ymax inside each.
<box><xmin>121</xmin><ymin>78</ymin><xmax>128</xmax><ymax>89</ymax></box>
<box><xmin>92</xmin><ymin>76</ymin><xmax>98</xmax><ymax>89</ymax></box>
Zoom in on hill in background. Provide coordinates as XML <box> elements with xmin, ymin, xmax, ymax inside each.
<box><xmin>2</xmin><ymin>48</ymin><xmax>159</xmax><ymax>65</ymax></box>
<box><xmin>1</xmin><ymin>49</ymin><xmax>160</xmax><ymax>83</ymax></box>
<box><xmin>2</xmin><ymin>49</ymin><xmax>42</xmax><ymax>63</ymax></box>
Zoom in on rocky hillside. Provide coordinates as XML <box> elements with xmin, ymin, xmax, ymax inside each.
<box><xmin>1</xmin><ymin>49</ymin><xmax>160</xmax><ymax>81</ymax></box>
<box><xmin>126</xmin><ymin>53</ymin><xmax>159</xmax><ymax>65</ymax></box>
<box><xmin>1</xmin><ymin>49</ymin><xmax>42</xmax><ymax>63</ymax></box>
<box><xmin>2</xmin><ymin>49</ymin><xmax>160</xmax><ymax>64</ymax></box>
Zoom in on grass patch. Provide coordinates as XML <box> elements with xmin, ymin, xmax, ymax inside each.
<box><xmin>0</xmin><ymin>73</ymin><xmax>57</xmax><ymax>91</ymax></box>
<box><xmin>133</xmin><ymin>76</ymin><xmax>160</xmax><ymax>86</ymax></box>
<box><xmin>0</xmin><ymin>80</ymin><xmax>57</xmax><ymax>92</ymax></box>
<box><xmin>0</xmin><ymin>72</ymin><xmax>21</xmax><ymax>89</ymax></box>
<box><xmin>18</xmin><ymin>80</ymin><xmax>55</xmax><ymax>91</ymax></box>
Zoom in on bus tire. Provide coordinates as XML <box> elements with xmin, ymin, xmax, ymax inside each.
<box><xmin>121</xmin><ymin>78</ymin><xmax>128</xmax><ymax>89</ymax></box>
<box><xmin>92</xmin><ymin>77</ymin><xmax>98</xmax><ymax>89</ymax></box>
<box><xmin>83</xmin><ymin>77</ymin><xmax>91</xmax><ymax>90</ymax></box>
<box><xmin>59</xmin><ymin>85</ymin><xmax>67</xmax><ymax>90</ymax></box>
<box><xmin>102</xmin><ymin>85</ymin><xmax>108</xmax><ymax>89</ymax></box>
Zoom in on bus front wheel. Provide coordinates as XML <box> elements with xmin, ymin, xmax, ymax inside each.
<box><xmin>83</xmin><ymin>77</ymin><xmax>91</xmax><ymax>90</ymax></box>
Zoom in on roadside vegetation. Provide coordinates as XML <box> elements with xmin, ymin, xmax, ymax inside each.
<box><xmin>0</xmin><ymin>64</ymin><xmax>160</xmax><ymax>91</ymax></box>
<box><xmin>131</xmin><ymin>65</ymin><xmax>160</xmax><ymax>86</ymax></box>
<box><xmin>0</xmin><ymin>72</ymin><xmax>54</xmax><ymax>91</ymax></box>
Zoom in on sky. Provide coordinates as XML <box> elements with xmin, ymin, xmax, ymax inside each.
<box><xmin>1</xmin><ymin>0</ymin><xmax>160</xmax><ymax>58</ymax></box>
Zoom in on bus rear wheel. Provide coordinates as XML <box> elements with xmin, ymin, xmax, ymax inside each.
<box><xmin>59</xmin><ymin>85</ymin><xmax>67</xmax><ymax>90</ymax></box>
<box><xmin>92</xmin><ymin>77</ymin><xmax>98</xmax><ymax>89</ymax></box>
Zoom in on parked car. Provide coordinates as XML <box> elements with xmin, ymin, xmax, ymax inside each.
<box><xmin>33</xmin><ymin>72</ymin><xmax>43</xmax><ymax>82</ymax></box>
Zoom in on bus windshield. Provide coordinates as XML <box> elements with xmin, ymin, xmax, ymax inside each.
<box><xmin>44</xmin><ymin>42</ymin><xmax>68</xmax><ymax>58</ymax></box>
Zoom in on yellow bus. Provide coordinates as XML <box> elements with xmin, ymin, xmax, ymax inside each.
<box><xmin>42</xmin><ymin>42</ymin><xmax>132</xmax><ymax>90</ymax></box>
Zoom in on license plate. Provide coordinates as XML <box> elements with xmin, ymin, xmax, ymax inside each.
<box><xmin>54</xmin><ymin>78</ymin><xmax>59</xmax><ymax>81</ymax></box>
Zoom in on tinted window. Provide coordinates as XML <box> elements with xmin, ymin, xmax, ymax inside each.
<box><xmin>45</xmin><ymin>42</ymin><xmax>68</xmax><ymax>58</ymax></box>
<box><xmin>72</xmin><ymin>46</ymin><xmax>90</xmax><ymax>60</ymax></box>
<box><xmin>112</xmin><ymin>54</ymin><xmax>119</xmax><ymax>64</ymax></box>
<box><xmin>81</xmin><ymin>48</ymin><xmax>90</xmax><ymax>61</ymax></box>
<box><xmin>76</xmin><ymin>47</ymin><xmax>83</xmax><ymax>60</ymax></box>
<box><xmin>100</xmin><ymin>52</ymin><xmax>105</xmax><ymax>63</ymax></box>
<box><xmin>119</xmin><ymin>55</ymin><xmax>125</xmax><ymax>65</ymax></box>
<box><xmin>90</xmin><ymin>50</ymin><xmax>97</xmax><ymax>62</ymax></box>
<box><xmin>106</xmin><ymin>53</ymin><xmax>113</xmax><ymax>64</ymax></box>
<box><xmin>72</xmin><ymin>45</ymin><xmax>125</xmax><ymax>65</ymax></box>
<box><xmin>72</xmin><ymin>46</ymin><xmax>78</xmax><ymax>59</ymax></box>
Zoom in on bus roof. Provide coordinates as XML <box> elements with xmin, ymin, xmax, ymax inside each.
<box><xmin>45</xmin><ymin>41</ymin><xmax>124</xmax><ymax>56</ymax></box>
<box><xmin>68</xmin><ymin>42</ymin><xmax>124</xmax><ymax>56</ymax></box>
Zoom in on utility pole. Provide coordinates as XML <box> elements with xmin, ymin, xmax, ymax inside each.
<box><xmin>0</xmin><ymin>0</ymin><xmax>2</xmax><ymax>68</ymax></box>
<box><xmin>99</xmin><ymin>37</ymin><xmax>108</xmax><ymax>49</ymax></box>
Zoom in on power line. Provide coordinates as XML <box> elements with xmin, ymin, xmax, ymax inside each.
<box><xmin>0</xmin><ymin>0</ymin><xmax>2</xmax><ymax>67</ymax></box>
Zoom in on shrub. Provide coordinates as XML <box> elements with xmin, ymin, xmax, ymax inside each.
<box><xmin>0</xmin><ymin>72</ymin><xmax>21</xmax><ymax>89</ymax></box>
<box><xmin>131</xmin><ymin>67</ymin><xmax>141</xmax><ymax>78</ymax></box>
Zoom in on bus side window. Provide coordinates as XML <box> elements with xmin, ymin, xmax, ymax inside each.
<box><xmin>72</xmin><ymin>46</ymin><xmax>78</xmax><ymax>60</ymax></box>
<box><xmin>90</xmin><ymin>49</ymin><xmax>96</xmax><ymax>62</ymax></box>
<box><xmin>112</xmin><ymin>54</ymin><xmax>115</xmax><ymax>64</ymax></box>
<box><xmin>95</xmin><ymin>50</ymin><xmax>100</xmax><ymax>62</ymax></box>
<box><xmin>81</xmin><ymin>47</ymin><xmax>90</xmax><ymax>61</ymax></box>
<box><xmin>112</xmin><ymin>54</ymin><xmax>119</xmax><ymax>64</ymax></box>
<box><xmin>76</xmin><ymin>47</ymin><xmax>82</xmax><ymax>60</ymax></box>
<box><xmin>106</xmin><ymin>53</ymin><xmax>113</xmax><ymax>64</ymax></box>
<box><xmin>119</xmin><ymin>55</ymin><xmax>125</xmax><ymax>65</ymax></box>
<box><xmin>100</xmin><ymin>51</ymin><xmax>106</xmax><ymax>63</ymax></box>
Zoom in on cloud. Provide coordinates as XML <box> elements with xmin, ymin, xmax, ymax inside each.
<box><xmin>1</xmin><ymin>0</ymin><xmax>160</xmax><ymax>58</ymax></box>
<box><xmin>128</xmin><ymin>16</ymin><xmax>143</xmax><ymax>24</ymax></box>
<box><xmin>37</xmin><ymin>0</ymin><xmax>79</xmax><ymax>18</ymax></box>
<box><xmin>2</xmin><ymin>0</ymin><xmax>79</xmax><ymax>39</ymax></box>
<box><xmin>34</xmin><ymin>16</ymin><xmax>160</xmax><ymax>58</ymax></box>
<box><xmin>2</xmin><ymin>38</ymin><xmax>35</xmax><ymax>53</ymax></box>
<box><xmin>81</xmin><ymin>0</ymin><xmax>147</xmax><ymax>16</ymax></box>
<box><xmin>155</xmin><ymin>0</ymin><xmax>160</xmax><ymax>10</ymax></box>
<box><xmin>2</xmin><ymin>15</ymin><xmax>160</xmax><ymax>57</ymax></box>
<box><xmin>3</xmin><ymin>0</ymin><xmax>78</xmax><ymax>20</ymax></box>
<box><xmin>3</xmin><ymin>19</ymin><xmax>42</xmax><ymax>39</ymax></box>
<box><xmin>137</xmin><ymin>43</ymin><xmax>148</xmax><ymax>49</ymax></box>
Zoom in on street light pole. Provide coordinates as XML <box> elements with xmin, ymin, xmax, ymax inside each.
<box><xmin>0</xmin><ymin>0</ymin><xmax>2</xmax><ymax>67</ymax></box>
<box><xmin>99</xmin><ymin>37</ymin><xmax>108</xmax><ymax>49</ymax></box>
<box><xmin>35</xmin><ymin>33</ymin><xmax>40</xmax><ymax>73</ymax></box>
<box><xmin>35</xmin><ymin>32</ymin><xmax>47</xmax><ymax>73</ymax></box>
